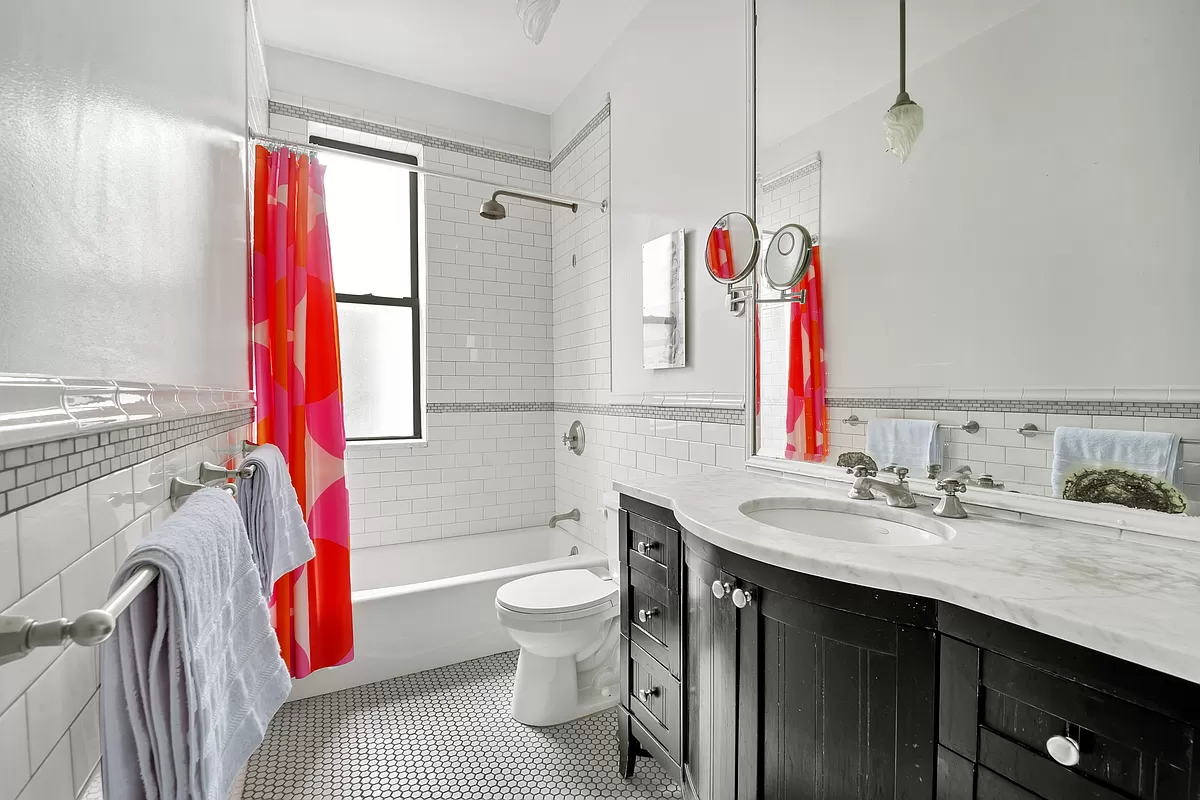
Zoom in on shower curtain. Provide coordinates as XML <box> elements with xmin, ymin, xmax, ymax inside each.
<box><xmin>252</xmin><ymin>145</ymin><xmax>354</xmax><ymax>678</ymax></box>
<box><xmin>784</xmin><ymin>245</ymin><xmax>828</xmax><ymax>461</ymax></box>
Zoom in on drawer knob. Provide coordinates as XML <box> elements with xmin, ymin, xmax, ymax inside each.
<box><xmin>636</xmin><ymin>541</ymin><xmax>659</xmax><ymax>555</ymax></box>
<box><xmin>732</xmin><ymin>588</ymin><xmax>755</xmax><ymax>608</ymax></box>
<box><xmin>639</xmin><ymin>686</ymin><xmax>660</xmax><ymax>700</ymax></box>
<box><xmin>637</xmin><ymin>608</ymin><xmax>659</xmax><ymax>623</ymax></box>
<box><xmin>711</xmin><ymin>580</ymin><xmax>731</xmax><ymax>599</ymax></box>
<box><xmin>1046</xmin><ymin>735</ymin><xmax>1081</xmax><ymax>767</ymax></box>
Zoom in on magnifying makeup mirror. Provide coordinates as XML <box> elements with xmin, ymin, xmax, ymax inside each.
<box><xmin>705</xmin><ymin>212</ymin><xmax>760</xmax><ymax>285</ymax></box>
<box><xmin>762</xmin><ymin>223</ymin><xmax>814</xmax><ymax>289</ymax></box>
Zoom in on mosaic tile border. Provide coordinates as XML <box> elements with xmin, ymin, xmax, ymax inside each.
<box><xmin>759</xmin><ymin>158</ymin><xmax>821</xmax><ymax>193</ymax></box>
<box><xmin>427</xmin><ymin>401</ymin><xmax>744</xmax><ymax>425</ymax></box>
<box><xmin>551</xmin><ymin>101</ymin><xmax>612</xmax><ymax>171</ymax></box>
<box><xmin>268</xmin><ymin>101</ymin><xmax>550</xmax><ymax>172</ymax></box>
<box><xmin>0</xmin><ymin>409</ymin><xmax>253</xmax><ymax>517</ymax></box>
<box><xmin>827</xmin><ymin>396</ymin><xmax>1200</xmax><ymax>419</ymax></box>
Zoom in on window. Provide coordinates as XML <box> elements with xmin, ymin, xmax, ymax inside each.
<box><xmin>314</xmin><ymin>136</ymin><xmax>422</xmax><ymax>441</ymax></box>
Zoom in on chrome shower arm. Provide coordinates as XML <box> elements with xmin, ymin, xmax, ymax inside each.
<box><xmin>492</xmin><ymin>189</ymin><xmax>583</xmax><ymax>213</ymax></box>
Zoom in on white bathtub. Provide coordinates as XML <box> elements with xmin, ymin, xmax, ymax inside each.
<box><xmin>287</xmin><ymin>526</ymin><xmax>606</xmax><ymax>701</ymax></box>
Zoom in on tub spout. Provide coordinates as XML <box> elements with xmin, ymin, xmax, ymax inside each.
<box><xmin>549</xmin><ymin>509</ymin><xmax>580</xmax><ymax>528</ymax></box>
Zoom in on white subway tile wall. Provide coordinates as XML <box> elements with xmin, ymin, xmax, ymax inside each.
<box><xmin>268</xmin><ymin>101</ymin><xmax>557</xmax><ymax>547</ymax></box>
<box><xmin>550</xmin><ymin>108</ymin><xmax>745</xmax><ymax>553</ymax></box>
<box><xmin>0</xmin><ymin>418</ymin><xmax>252</xmax><ymax>800</ymax></box>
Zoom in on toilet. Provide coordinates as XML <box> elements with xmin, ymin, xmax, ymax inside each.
<box><xmin>495</xmin><ymin>493</ymin><xmax>622</xmax><ymax>727</ymax></box>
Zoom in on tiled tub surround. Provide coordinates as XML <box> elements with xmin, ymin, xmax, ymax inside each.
<box><xmin>267</xmin><ymin>97</ymin><xmax>558</xmax><ymax>549</ymax></box>
<box><xmin>547</xmin><ymin>103</ymin><xmax>750</xmax><ymax>555</ymax></box>
<box><xmin>820</xmin><ymin>396</ymin><xmax>1200</xmax><ymax>508</ymax></box>
<box><xmin>0</xmin><ymin>409</ymin><xmax>254</xmax><ymax>800</ymax></box>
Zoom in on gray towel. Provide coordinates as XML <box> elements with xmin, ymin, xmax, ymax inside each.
<box><xmin>236</xmin><ymin>444</ymin><xmax>315</xmax><ymax>596</ymax></box>
<box><xmin>99</xmin><ymin>489</ymin><xmax>291</xmax><ymax>800</ymax></box>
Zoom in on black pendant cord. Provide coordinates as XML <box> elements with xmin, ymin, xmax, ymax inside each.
<box><xmin>899</xmin><ymin>0</ymin><xmax>906</xmax><ymax>96</ymax></box>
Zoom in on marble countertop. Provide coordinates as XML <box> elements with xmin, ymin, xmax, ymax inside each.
<box><xmin>615</xmin><ymin>471</ymin><xmax>1200</xmax><ymax>685</ymax></box>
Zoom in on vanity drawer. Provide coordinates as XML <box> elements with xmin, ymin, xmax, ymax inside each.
<box><xmin>622</xmin><ymin>508</ymin><xmax>679</xmax><ymax>589</ymax></box>
<box><xmin>623</xmin><ymin>565</ymin><xmax>680</xmax><ymax>676</ymax></box>
<box><xmin>629</xmin><ymin>641</ymin><xmax>681</xmax><ymax>763</ymax></box>
<box><xmin>976</xmin><ymin>652</ymin><xmax>1192</xmax><ymax>799</ymax></box>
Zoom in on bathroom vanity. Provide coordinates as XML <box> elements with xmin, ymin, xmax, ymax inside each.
<box><xmin>615</xmin><ymin>472</ymin><xmax>1200</xmax><ymax>800</ymax></box>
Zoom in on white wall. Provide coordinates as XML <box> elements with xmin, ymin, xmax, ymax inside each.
<box><xmin>0</xmin><ymin>1</ymin><xmax>250</xmax><ymax>389</ymax></box>
<box><xmin>265</xmin><ymin>47</ymin><xmax>552</xmax><ymax>158</ymax></box>
<box><xmin>552</xmin><ymin>0</ymin><xmax>752</xmax><ymax>398</ymax></box>
<box><xmin>760</xmin><ymin>0</ymin><xmax>1200</xmax><ymax>391</ymax></box>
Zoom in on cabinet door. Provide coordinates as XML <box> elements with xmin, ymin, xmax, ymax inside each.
<box><xmin>750</xmin><ymin>588</ymin><xmax>937</xmax><ymax>800</ymax></box>
<box><xmin>685</xmin><ymin>548</ymin><xmax>740</xmax><ymax>800</ymax></box>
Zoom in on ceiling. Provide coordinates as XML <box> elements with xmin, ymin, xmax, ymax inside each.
<box><xmin>255</xmin><ymin>0</ymin><xmax>652</xmax><ymax>114</ymax></box>
<box><xmin>757</xmin><ymin>0</ymin><xmax>1041</xmax><ymax>149</ymax></box>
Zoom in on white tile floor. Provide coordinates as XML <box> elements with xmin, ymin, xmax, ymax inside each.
<box><xmin>241</xmin><ymin>651</ymin><xmax>681</xmax><ymax>799</ymax></box>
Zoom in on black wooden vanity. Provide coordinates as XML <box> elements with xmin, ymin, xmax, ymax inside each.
<box><xmin>616</xmin><ymin>494</ymin><xmax>1200</xmax><ymax>800</ymax></box>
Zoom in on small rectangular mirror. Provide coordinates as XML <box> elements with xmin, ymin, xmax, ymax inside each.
<box><xmin>642</xmin><ymin>229</ymin><xmax>686</xmax><ymax>369</ymax></box>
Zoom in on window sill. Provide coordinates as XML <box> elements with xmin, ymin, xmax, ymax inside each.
<box><xmin>346</xmin><ymin>438</ymin><xmax>429</xmax><ymax>450</ymax></box>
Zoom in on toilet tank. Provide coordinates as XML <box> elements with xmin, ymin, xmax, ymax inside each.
<box><xmin>601</xmin><ymin>491</ymin><xmax>621</xmax><ymax>579</ymax></box>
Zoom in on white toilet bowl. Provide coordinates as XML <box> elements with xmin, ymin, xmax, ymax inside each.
<box><xmin>495</xmin><ymin>569</ymin><xmax>620</xmax><ymax>726</ymax></box>
<box><xmin>495</xmin><ymin>494</ymin><xmax>624</xmax><ymax>727</ymax></box>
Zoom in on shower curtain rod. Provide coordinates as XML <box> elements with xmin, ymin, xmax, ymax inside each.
<box><xmin>251</xmin><ymin>133</ymin><xmax>607</xmax><ymax>213</ymax></box>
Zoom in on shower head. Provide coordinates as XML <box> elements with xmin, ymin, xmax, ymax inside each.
<box><xmin>478</xmin><ymin>190</ymin><xmax>579</xmax><ymax>221</ymax></box>
<box><xmin>479</xmin><ymin>197</ymin><xmax>507</xmax><ymax>220</ymax></box>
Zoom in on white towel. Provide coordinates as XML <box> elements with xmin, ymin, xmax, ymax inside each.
<box><xmin>1051</xmin><ymin>426</ymin><xmax>1181</xmax><ymax>497</ymax></box>
<box><xmin>100</xmin><ymin>489</ymin><xmax>291</xmax><ymax>800</ymax></box>
<box><xmin>865</xmin><ymin>418</ymin><xmax>941</xmax><ymax>472</ymax></box>
<box><xmin>235</xmin><ymin>444</ymin><xmax>314</xmax><ymax>595</ymax></box>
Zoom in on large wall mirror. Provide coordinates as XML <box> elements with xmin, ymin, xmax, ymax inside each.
<box><xmin>753</xmin><ymin>0</ymin><xmax>1200</xmax><ymax>517</ymax></box>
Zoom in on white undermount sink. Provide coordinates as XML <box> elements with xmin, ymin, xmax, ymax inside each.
<box><xmin>740</xmin><ymin>497</ymin><xmax>956</xmax><ymax>546</ymax></box>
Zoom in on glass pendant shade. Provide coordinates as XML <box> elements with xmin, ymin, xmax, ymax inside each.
<box><xmin>883</xmin><ymin>100</ymin><xmax>924</xmax><ymax>163</ymax></box>
<box><xmin>515</xmin><ymin>0</ymin><xmax>562</xmax><ymax>45</ymax></box>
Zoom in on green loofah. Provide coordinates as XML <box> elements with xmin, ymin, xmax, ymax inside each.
<box><xmin>836</xmin><ymin>452</ymin><xmax>879</xmax><ymax>472</ymax></box>
<box><xmin>1061</xmin><ymin>467</ymin><xmax>1189</xmax><ymax>514</ymax></box>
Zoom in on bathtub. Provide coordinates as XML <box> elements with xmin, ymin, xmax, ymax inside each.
<box><xmin>287</xmin><ymin>526</ymin><xmax>606</xmax><ymax>701</ymax></box>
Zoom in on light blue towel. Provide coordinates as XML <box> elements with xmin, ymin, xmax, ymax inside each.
<box><xmin>1051</xmin><ymin>426</ymin><xmax>1181</xmax><ymax>497</ymax></box>
<box><xmin>865</xmin><ymin>418</ymin><xmax>941</xmax><ymax>472</ymax></box>
<box><xmin>236</xmin><ymin>444</ymin><xmax>315</xmax><ymax>596</ymax></box>
<box><xmin>100</xmin><ymin>489</ymin><xmax>291</xmax><ymax>800</ymax></box>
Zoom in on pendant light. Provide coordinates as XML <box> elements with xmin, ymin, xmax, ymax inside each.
<box><xmin>515</xmin><ymin>0</ymin><xmax>562</xmax><ymax>45</ymax></box>
<box><xmin>883</xmin><ymin>0</ymin><xmax>924</xmax><ymax>163</ymax></box>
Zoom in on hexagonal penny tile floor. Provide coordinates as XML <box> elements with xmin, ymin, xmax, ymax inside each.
<box><xmin>241</xmin><ymin>651</ymin><xmax>681</xmax><ymax>799</ymax></box>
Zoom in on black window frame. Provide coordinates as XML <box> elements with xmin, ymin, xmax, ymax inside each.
<box><xmin>312</xmin><ymin>135</ymin><xmax>423</xmax><ymax>441</ymax></box>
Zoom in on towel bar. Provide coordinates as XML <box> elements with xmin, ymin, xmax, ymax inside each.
<box><xmin>842</xmin><ymin>414</ymin><xmax>980</xmax><ymax>435</ymax></box>
<box><xmin>170</xmin><ymin>477</ymin><xmax>236</xmax><ymax>511</ymax></box>
<box><xmin>1018</xmin><ymin>423</ymin><xmax>1197</xmax><ymax>443</ymax></box>
<box><xmin>199</xmin><ymin>461</ymin><xmax>256</xmax><ymax>483</ymax></box>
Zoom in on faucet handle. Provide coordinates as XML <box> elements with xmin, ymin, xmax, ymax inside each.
<box><xmin>895</xmin><ymin>467</ymin><xmax>909</xmax><ymax>482</ymax></box>
<box><xmin>927</xmin><ymin>464</ymin><xmax>942</xmax><ymax>480</ymax></box>
<box><xmin>936</xmin><ymin>478</ymin><xmax>967</xmax><ymax>496</ymax></box>
<box><xmin>847</xmin><ymin>466</ymin><xmax>877</xmax><ymax>478</ymax></box>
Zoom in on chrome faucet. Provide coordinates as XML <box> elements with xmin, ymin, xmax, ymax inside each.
<box><xmin>933</xmin><ymin>479</ymin><xmax>969</xmax><ymax>519</ymax></box>
<box><xmin>845</xmin><ymin>466</ymin><xmax>918</xmax><ymax>509</ymax></box>
<box><xmin>548</xmin><ymin>509</ymin><xmax>580</xmax><ymax>528</ymax></box>
<box><xmin>954</xmin><ymin>465</ymin><xmax>1004</xmax><ymax>491</ymax></box>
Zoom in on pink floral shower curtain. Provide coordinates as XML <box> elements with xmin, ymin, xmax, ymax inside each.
<box><xmin>252</xmin><ymin>145</ymin><xmax>353</xmax><ymax>678</ymax></box>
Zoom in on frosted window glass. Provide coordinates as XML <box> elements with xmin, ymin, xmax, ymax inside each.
<box><xmin>337</xmin><ymin>303</ymin><xmax>414</xmax><ymax>439</ymax></box>
<box><xmin>321</xmin><ymin>151</ymin><xmax>412</xmax><ymax>298</ymax></box>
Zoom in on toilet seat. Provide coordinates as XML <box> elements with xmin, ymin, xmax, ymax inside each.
<box><xmin>496</xmin><ymin>569</ymin><xmax>618</xmax><ymax>617</ymax></box>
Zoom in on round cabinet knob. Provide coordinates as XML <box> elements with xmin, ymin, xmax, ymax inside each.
<box><xmin>636</xmin><ymin>541</ymin><xmax>658</xmax><ymax>555</ymax></box>
<box><xmin>638</xmin><ymin>687</ymin><xmax>660</xmax><ymax>700</ymax></box>
<box><xmin>1046</xmin><ymin>735</ymin><xmax>1081</xmax><ymax>767</ymax></box>
<box><xmin>711</xmin><ymin>580</ymin><xmax>730</xmax><ymax>599</ymax></box>
<box><xmin>732</xmin><ymin>588</ymin><xmax>755</xmax><ymax>609</ymax></box>
<box><xmin>637</xmin><ymin>608</ymin><xmax>659</xmax><ymax>623</ymax></box>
